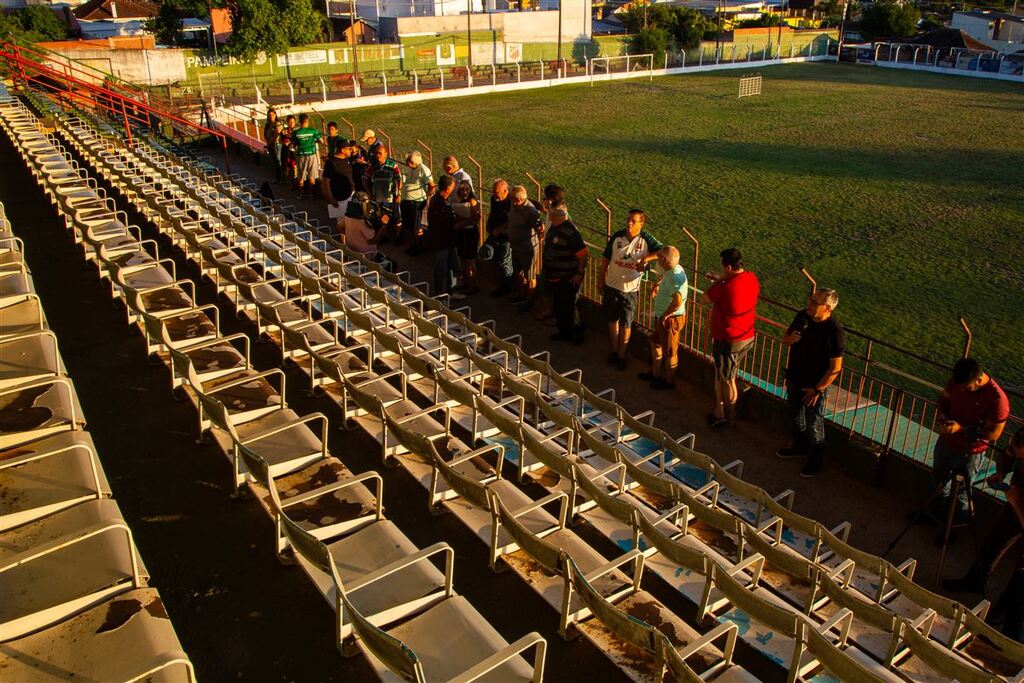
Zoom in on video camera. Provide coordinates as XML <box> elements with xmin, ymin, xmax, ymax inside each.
<box><xmin>347</xmin><ymin>192</ymin><xmax>398</xmax><ymax>233</ymax></box>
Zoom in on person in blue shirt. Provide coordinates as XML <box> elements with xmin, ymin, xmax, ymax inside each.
<box><xmin>639</xmin><ymin>246</ymin><xmax>688</xmax><ymax>390</ymax></box>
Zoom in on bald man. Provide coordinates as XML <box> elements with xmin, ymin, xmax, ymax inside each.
<box><xmin>639</xmin><ymin>245</ymin><xmax>688</xmax><ymax>390</ymax></box>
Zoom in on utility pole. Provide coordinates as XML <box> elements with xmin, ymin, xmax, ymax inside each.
<box><xmin>557</xmin><ymin>0</ymin><xmax>563</xmax><ymax>66</ymax></box>
<box><xmin>715</xmin><ymin>0</ymin><xmax>723</xmax><ymax>56</ymax></box>
<box><xmin>348</xmin><ymin>0</ymin><xmax>360</xmax><ymax>85</ymax></box>
<box><xmin>207</xmin><ymin>0</ymin><xmax>218</xmax><ymax>58</ymax></box>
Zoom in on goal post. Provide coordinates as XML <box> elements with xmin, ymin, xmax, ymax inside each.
<box><xmin>738</xmin><ymin>73</ymin><xmax>762</xmax><ymax>98</ymax></box>
<box><xmin>589</xmin><ymin>54</ymin><xmax>655</xmax><ymax>84</ymax></box>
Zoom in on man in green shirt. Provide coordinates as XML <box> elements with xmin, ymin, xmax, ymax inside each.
<box><xmin>292</xmin><ymin>113</ymin><xmax>323</xmax><ymax>198</ymax></box>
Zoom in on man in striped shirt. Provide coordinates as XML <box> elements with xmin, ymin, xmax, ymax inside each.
<box><xmin>542</xmin><ymin>203</ymin><xmax>588</xmax><ymax>345</ymax></box>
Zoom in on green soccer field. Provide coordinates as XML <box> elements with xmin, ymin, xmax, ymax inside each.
<box><xmin>332</xmin><ymin>63</ymin><xmax>1024</xmax><ymax>393</ymax></box>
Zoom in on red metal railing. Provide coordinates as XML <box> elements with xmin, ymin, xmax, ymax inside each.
<box><xmin>0</xmin><ymin>40</ymin><xmax>231</xmax><ymax>172</ymax></box>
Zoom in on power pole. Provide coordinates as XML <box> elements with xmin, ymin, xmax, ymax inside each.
<box><xmin>715</xmin><ymin>0</ymin><xmax>723</xmax><ymax>55</ymax></box>
<box><xmin>556</xmin><ymin>0</ymin><xmax>563</xmax><ymax>65</ymax></box>
<box><xmin>348</xmin><ymin>0</ymin><xmax>360</xmax><ymax>85</ymax></box>
<box><xmin>207</xmin><ymin>0</ymin><xmax>218</xmax><ymax>58</ymax></box>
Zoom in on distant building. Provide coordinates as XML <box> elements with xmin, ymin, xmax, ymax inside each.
<box><xmin>951</xmin><ymin>9</ymin><xmax>1024</xmax><ymax>53</ymax></box>
<box><xmin>73</xmin><ymin>0</ymin><xmax>158</xmax><ymax>39</ymax></box>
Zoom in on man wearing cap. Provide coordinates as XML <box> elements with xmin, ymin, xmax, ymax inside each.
<box><xmin>322</xmin><ymin>139</ymin><xmax>355</xmax><ymax>234</ymax></box>
<box><xmin>361</xmin><ymin>129</ymin><xmax>383</xmax><ymax>160</ymax></box>
<box><xmin>293</xmin><ymin>113</ymin><xmax>323</xmax><ymax>199</ymax></box>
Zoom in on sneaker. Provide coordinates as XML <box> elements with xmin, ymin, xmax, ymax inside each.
<box><xmin>800</xmin><ymin>459</ymin><xmax>822</xmax><ymax>478</ymax></box>
<box><xmin>638</xmin><ymin>371</ymin><xmax>656</xmax><ymax>382</ymax></box>
<box><xmin>651</xmin><ymin>379</ymin><xmax>676</xmax><ymax>391</ymax></box>
<box><xmin>708</xmin><ymin>416</ymin><xmax>730</xmax><ymax>430</ymax></box>
<box><xmin>607</xmin><ymin>352</ymin><xmax>619</xmax><ymax>365</ymax></box>
<box><xmin>616</xmin><ymin>357</ymin><xmax>628</xmax><ymax>371</ymax></box>
<box><xmin>776</xmin><ymin>446</ymin><xmax>806</xmax><ymax>460</ymax></box>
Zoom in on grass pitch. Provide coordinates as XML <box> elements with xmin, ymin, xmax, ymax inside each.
<box><xmin>342</xmin><ymin>63</ymin><xmax>1024</xmax><ymax>393</ymax></box>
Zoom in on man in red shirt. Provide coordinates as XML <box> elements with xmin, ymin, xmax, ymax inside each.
<box><xmin>925</xmin><ymin>358</ymin><xmax>1010</xmax><ymax>522</ymax></box>
<box><xmin>701</xmin><ymin>248</ymin><xmax>760</xmax><ymax>429</ymax></box>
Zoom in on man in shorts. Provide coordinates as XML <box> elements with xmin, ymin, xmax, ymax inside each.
<box><xmin>601</xmin><ymin>209</ymin><xmax>664</xmax><ymax>371</ymax></box>
<box><xmin>292</xmin><ymin>113</ymin><xmax>323</xmax><ymax>199</ymax></box>
<box><xmin>506</xmin><ymin>185</ymin><xmax>543</xmax><ymax>305</ymax></box>
<box><xmin>321</xmin><ymin>139</ymin><xmax>355</xmax><ymax>235</ymax></box>
<box><xmin>703</xmin><ymin>248</ymin><xmax>760</xmax><ymax>429</ymax></box>
<box><xmin>639</xmin><ymin>246</ymin><xmax>687</xmax><ymax>390</ymax></box>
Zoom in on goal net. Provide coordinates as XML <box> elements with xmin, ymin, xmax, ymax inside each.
<box><xmin>590</xmin><ymin>54</ymin><xmax>654</xmax><ymax>78</ymax></box>
<box><xmin>738</xmin><ymin>73</ymin><xmax>762</xmax><ymax>98</ymax></box>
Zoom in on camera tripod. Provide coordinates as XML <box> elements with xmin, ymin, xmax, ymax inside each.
<box><xmin>883</xmin><ymin>465</ymin><xmax>981</xmax><ymax>586</ymax></box>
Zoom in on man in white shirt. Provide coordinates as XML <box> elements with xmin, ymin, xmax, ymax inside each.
<box><xmin>600</xmin><ymin>209</ymin><xmax>665</xmax><ymax>370</ymax></box>
<box><xmin>442</xmin><ymin>155</ymin><xmax>472</xmax><ymax>204</ymax></box>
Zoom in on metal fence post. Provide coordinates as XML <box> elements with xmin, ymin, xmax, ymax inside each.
<box><xmin>414</xmin><ymin>70</ymin><xmax>419</xmax><ymax>93</ymax></box>
<box><xmin>699</xmin><ymin>47</ymin><xmax>703</xmax><ymax>66</ymax></box>
<box><xmin>287</xmin><ymin>79</ymin><xmax>294</xmax><ymax>105</ymax></box>
<box><xmin>416</xmin><ymin>138</ymin><xmax>433</xmax><ymax>174</ymax></box>
<box><xmin>524</xmin><ymin>171</ymin><xmax>542</xmax><ymax>202</ymax></box>
<box><xmin>440</xmin><ymin>68</ymin><xmax>445</xmax><ymax>91</ymax></box>
<box><xmin>540</xmin><ymin>60</ymin><xmax>544</xmax><ymax>80</ymax></box>
<box><xmin>596</xmin><ymin>197</ymin><xmax>612</xmax><ymax>239</ymax></box>
<box><xmin>340</xmin><ymin>116</ymin><xmax>356</xmax><ymax>140</ymax></box>
<box><xmin>382</xmin><ymin>71</ymin><xmax>388</xmax><ymax>95</ymax></box>
<box><xmin>491</xmin><ymin>62</ymin><xmax>496</xmax><ymax>85</ymax></box>
<box><xmin>378</xmin><ymin>128</ymin><xmax>393</xmax><ymax>157</ymax></box>
<box><xmin>960</xmin><ymin>317</ymin><xmax>973</xmax><ymax>358</ymax></box>
<box><xmin>467</xmin><ymin>155</ymin><xmax>484</xmax><ymax>244</ymax></box>
<box><xmin>680</xmin><ymin>49</ymin><xmax>686</xmax><ymax>66</ymax></box>
<box><xmin>319</xmin><ymin>76</ymin><xmax>327</xmax><ymax>103</ymax></box>
<box><xmin>517</xmin><ymin>61</ymin><xmax>521</xmax><ymax>82</ymax></box>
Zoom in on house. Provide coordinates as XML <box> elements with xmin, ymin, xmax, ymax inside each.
<box><xmin>951</xmin><ymin>9</ymin><xmax>1024</xmax><ymax>53</ymax></box>
<box><xmin>72</xmin><ymin>0</ymin><xmax>158</xmax><ymax>38</ymax></box>
<box><xmin>323</xmin><ymin>11</ymin><xmax>378</xmax><ymax>43</ymax></box>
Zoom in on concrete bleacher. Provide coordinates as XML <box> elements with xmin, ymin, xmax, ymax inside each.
<box><xmin>2</xmin><ymin>82</ymin><xmax>1022</xmax><ymax>681</ymax></box>
<box><xmin>0</xmin><ymin>90</ymin><xmax>195</xmax><ymax>680</ymax></box>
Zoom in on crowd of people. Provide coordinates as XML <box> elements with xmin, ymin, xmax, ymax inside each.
<box><xmin>260</xmin><ymin>108</ymin><xmax>1021</xmax><ymax>640</ymax></box>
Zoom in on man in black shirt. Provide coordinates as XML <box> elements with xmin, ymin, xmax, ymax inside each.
<box><xmin>425</xmin><ymin>175</ymin><xmax>459</xmax><ymax>296</ymax></box>
<box><xmin>777</xmin><ymin>288</ymin><xmax>845</xmax><ymax>478</ymax></box>
<box><xmin>543</xmin><ymin>204</ymin><xmax>587</xmax><ymax>345</ymax></box>
<box><xmin>321</xmin><ymin>140</ymin><xmax>355</xmax><ymax>234</ymax></box>
<box><xmin>486</xmin><ymin>179</ymin><xmax>513</xmax><ymax>297</ymax></box>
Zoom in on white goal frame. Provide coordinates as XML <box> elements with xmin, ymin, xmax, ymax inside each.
<box><xmin>738</xmin><ymin>73</ymin><xmax>763</xmax><ymax>98</ymax></box>
<box><xmin>589</xmin><ymin>54</ymin><xmax>654</xmax><ymax>84</ymax></box>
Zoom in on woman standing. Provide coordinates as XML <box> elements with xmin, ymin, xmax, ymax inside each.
<box><xmin>263</xmin><ymin>109</ymin><xmax>282</xmax><ymax>183</ymax></box>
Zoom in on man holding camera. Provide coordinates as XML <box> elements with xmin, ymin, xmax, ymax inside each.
<box><xmin>776</xmin><ymin>288</ymin><xmax>845</xmax><ymax>478</ymax></box>
<box><xmin>926</xmin><ymin>358</ymin><xmax>1010</xmax><ymax>523</ymax></box>
<box><xmin>944</xmin><ymin>427</ymin><xmax>1023</xmax><ymax>641</ymax></box>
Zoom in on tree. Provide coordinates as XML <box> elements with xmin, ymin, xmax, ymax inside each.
<box><xmin>632</xmin><ymin>26</ymin><xmax>669</xmax><ymax>65</ymax></box>
<box><xmin>224</xmin><ymin>0</ymin><xmax>286</xmax><ymax>60</ymax></box>
<box><xmin>736</xmin><ymin>13</ymin><xmax>784</xmax><ymax>28</ymax></box>
<box><xmin>860</xmin><ymin>1</ymin><xmax>920</xmax><ymax>39</ymax></box>
<box><xmin>672</xmin><ymin>7</ymin><xmax>710</xmax><ymax>51</ymax></box>
<box><xmin>278</xmin><ymin>0</ymin><xmax>322</xmax><ymax>46</ymax></box>
<box><xmin>3</xmin><ymin>6</ymin><xmax>70</xmax><ymax>42</ymax></box>
<box><xmin>620</xmin><ymin>5</ymin><xmax>709</xmax><ymax>51</ymax></box>
<box><xmin>146</xmin><ymin>2</ymin><xmax>185</xmax><ymax>46</ymax></box>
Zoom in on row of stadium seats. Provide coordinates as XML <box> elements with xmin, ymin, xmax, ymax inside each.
<box><xmin>16</xmin><ymin>86</ymin><xmax>1024</xmax><ymax>682</ymax></box>
<box><xmin>2</xmin><ymin>90</ymin><xmax>549</xmax><ymax>682</ymax></box>
<box><xmin>0</xmin><ymin>90</ymin><xmax>194</xmax><ymax>681</ymax></box>
<box><xmin>103</xmin><ymin>105</ymin><xmax>1024</xmax><ymax>683</ymax></box>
